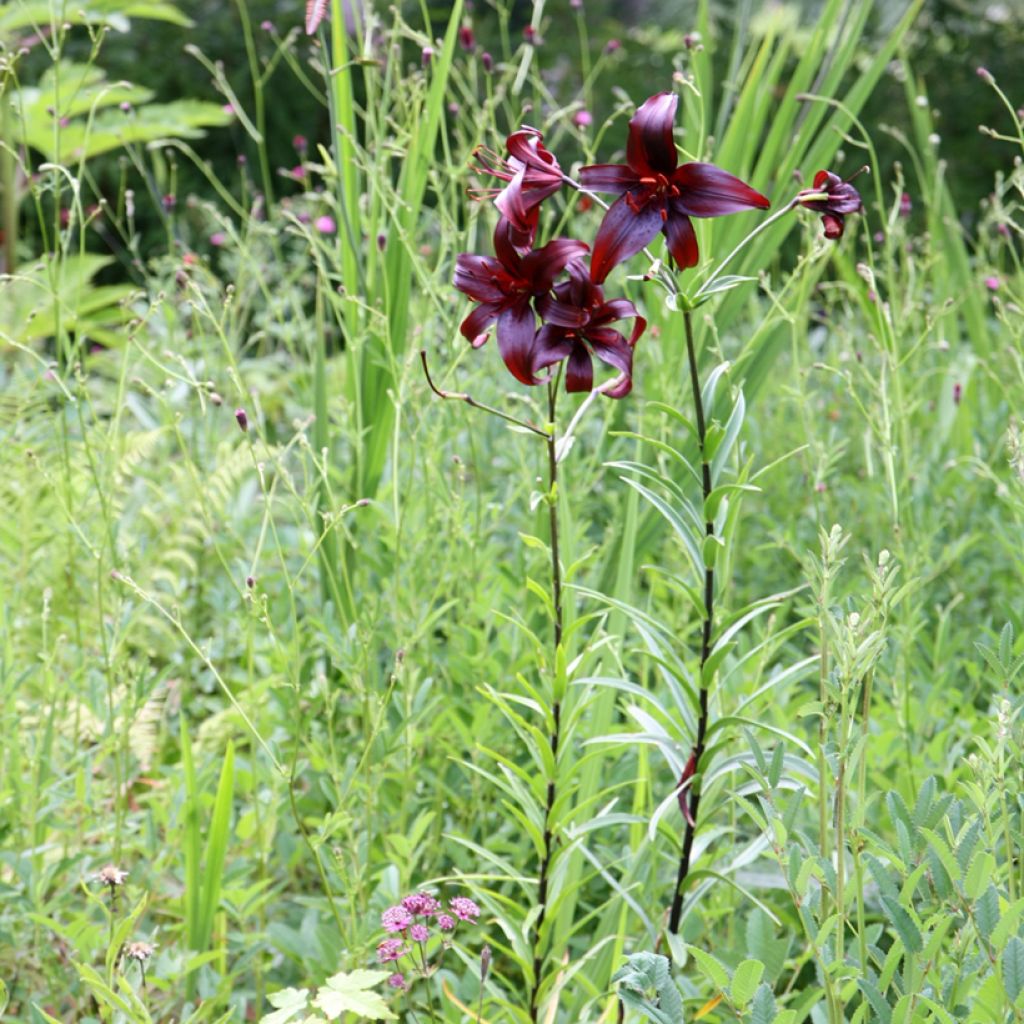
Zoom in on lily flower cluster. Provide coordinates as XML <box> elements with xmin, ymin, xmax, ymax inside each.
<box><xmin>455</xmin><ymin>91</ymin><xmax>864</xmax><ymax>397</ymax></box>
<box><xmin>455</xmin><ymin>92</ymin><xmax>771</xmax><ymax>396</ymax></box>
<box><xmin>376</xmin><ymin>891</ymin><xmax>480</xmax><ymax>992</ymax></box>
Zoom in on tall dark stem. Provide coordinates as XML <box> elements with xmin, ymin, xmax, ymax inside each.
<box><xmin>528</xmin><ymin>381</ymin><xmax>564</xmax><ymax>1022</ymax></box>
<box><xmin>667</xmin><ymin>310</ymin><xmax>716</xmax><ymax>935</ymax></box>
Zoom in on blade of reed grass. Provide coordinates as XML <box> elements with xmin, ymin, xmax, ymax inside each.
<box><xmin>196</xmin><ymin>740</ymin><xmax>235</xmax><ymax>952</ymax></box>
<box><xmin>180</xmin><ymin>715</ymin><xmax>202</xmax><ymax>953</ymax></box>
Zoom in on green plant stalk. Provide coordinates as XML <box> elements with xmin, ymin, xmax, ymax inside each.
<box><xmin>853</xmin><ymin>666</ymin><xmax>874</xmax><ymax>973</ymax></box>
<box><xmin>1</xmin><ymin>85</ymin><xmax>16</xmax><ymax>273</ymax></box>
<box><xmin>234</xmin><ymin>0</ymin><xmax>274</xmax><ymax>207</ymax></box>
<box><xmin>528</xmin><ymin>380</ymin><xmax>564</xmax><ymax>1023</ymax></box>
<box><xmin>667</xmin><ymin>310</ymin><xmax>715</xmax><ymax>936</ymax></box>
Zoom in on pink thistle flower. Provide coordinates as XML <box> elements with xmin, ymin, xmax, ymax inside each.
<box><xmin>210</xmin><ymin>232</ymin><xmax>226</xmax><ymax>247</ymax></box>
<box><xmin>376</xmin><ymin>938</ymin><xmax>405</xmax><ymax>963</ymax></box>
<box><xmin>382</xmin><ymin>906</ymin><xmax>413</xmax><ymax>932</ymax></box>
<box><xmin>985</xmin><ymin>275</ymin><xmax>1000</xmax><ymax>291</ymax></box>
<box><xmin>293</xmin><ymin>135</ymin><xmax>308</xmax><ymax>152</ymax></box>
<box><xmin>573</xmin><ymin>110</ymin><xmax>593</xmax><ymax>129</ymax></box>
<box><xmin>409</xmin><ymin>924</ymin><xmax>429</xmax><ymax>942</ymax></box>
<box><xmin>315</xmin><ymin>215</ymin><xmax>337</xmax><ymax>235</ymax></box>
<box><xmin>437</xmin><ymin>914</ymin><xmax>456</xmax><ymax>932</ymax></box>
<box><xmin>449</xmin><ymin>896</ymin><xmax>480</xmax><ymax>922</ymax></box>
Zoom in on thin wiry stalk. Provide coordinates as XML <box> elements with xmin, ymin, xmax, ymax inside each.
<box><xmin>528</xmin><ymin>379</ymin><xmax>564</xmax><ymax>1023</ymax></box>
<box><xmin>667</xmin><ymin>310</ymin><xmax>715</xmax><ymax>935</ymax></box>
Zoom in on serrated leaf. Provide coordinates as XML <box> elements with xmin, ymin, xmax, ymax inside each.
<box><xmin>880</xmin><ymin>896</ymin><xmax>922</xmax><ymax>954</ymax></box>
<box><xmin>976</xmin><ymin>883</ymin><xmax>1001</xmax><ymax>936</ymax></box>
<box><xmin>1002</xmin><ymin>936</ymin><xmax>1024</xmax><ymax>1003</ymax></box>
<box><xmin>313</xmin><ymin>970</ymin><xmax>396</xmax><ymax>1021</ymax></box>
<box><xmin>750</xmin><ymin>983</ymin><xmax>776</xmax><ymax>1024</ymax></box>
<box><xmin>964</xmin><ymin>851</ymin><xmax>995</xmax><ymax>900</ymax></box>
<box><xmin>686</xmin><ymin>945</ymin><xmax>731</xmax><ymax>991</ymax></box>
<box><xmin>857</xmin><ymin>977</ymin><xmax>892</xmax><ymax>1024</ymax></box>
<box><xmin>730</xmin><ymin>960</ymin><xmax>764</xmax><ymax>1005</ymax></box>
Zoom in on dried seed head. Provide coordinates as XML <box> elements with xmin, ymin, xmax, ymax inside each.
<box><xmin>97</xmin><ymin>865</ymin><xmax>128</xmax><ymax>888</ymax></box>
<box><xmin>125</xmin><ymin>941</ymin><xmax>154</xmax><ymax>963</ymax></box>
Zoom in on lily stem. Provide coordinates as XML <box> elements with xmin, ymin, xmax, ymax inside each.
<box><xmin>528</xmin><ymin>380</ymin><xmax>564</xmax><ymax>1022</ymax></box>
<box><xmin>667</xmin><ymin>309</ymin><xmax>715</xmax><ymax>935</ymax></box>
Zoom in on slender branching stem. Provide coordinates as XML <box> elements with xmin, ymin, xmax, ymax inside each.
<box><xmin>667</xmin><ymin>310</ymin><xmax>715</xmax><ymax>935</ymax></box>
<box><xmin>528</xmin><ymin>380</ymin><xmax>564</xmax><ymax>1022</ymax></box>
<box><xmin>421</xmin><ymin>350</ymin><xmax>549</xmax><ymax>437</ymax></box>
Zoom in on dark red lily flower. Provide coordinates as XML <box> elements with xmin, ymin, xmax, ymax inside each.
<box><xmin>454</xmin><ymin>220</ymin><xmax>588</xmax><ymax>386</ymax></box>
<box><xmin>473</xmin><ymin>128</ymin><xmax>565</xmax><ymax>252</ymax></box>
<box><xmin>797</xmin><ymin>169</ymin><xmax>864</xmax><ymax>239</ymax></box>
<box><xmin>580</xmin><ymin>92</ymin><xmax>770</xmax><ymax>282</ymax></box>
<box><xmin>534</xmin><ymin>261</ymin><xmax>645</xmax><ymax>397</ymax></box>
<box><xmin>676</xmin><ymin>748</ymin><xmax>697</xmax><ymax>827</ymax></box>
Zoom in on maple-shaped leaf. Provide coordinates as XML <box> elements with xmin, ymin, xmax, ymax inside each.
<box><xmin>259</xmin><ymin>987</ymin><xmax>309</xmax><ymax>1024</ymax></box>
<box><xmin>313</xmin><ymin>970</ymin><xmax>397</xmax><ymax>1021</ymax></box>
<box><xmin>305</xmin><ymin>0</ymin><xmax>328</xmax><ymax>35</ymax></box>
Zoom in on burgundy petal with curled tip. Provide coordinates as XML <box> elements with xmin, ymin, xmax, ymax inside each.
<box><xmin>626</xmin><ymin>91</ymin><xmax>679</xmax><ymax>176</ymax></box>
<box><xmin>671</xmin><ymin>163</ymin><xmax>771</xmax><ymax>217</ymax></box>
<box><xmin>589</xmin><ymin>191</ymin><xmax>665</xmax><ymax>284</ymax></box>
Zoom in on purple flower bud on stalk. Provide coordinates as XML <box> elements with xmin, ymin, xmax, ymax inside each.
<box><xmin>481</xmin><ymin>51</ymin><xmax>493</xmax><ymax>72</ymax></box>
<box><xmin>604</xmin><ymin>38</ymin><xmax>620</xmax><ymax>54</ymax></box>
<box><xmin>422</xmin><ymin>45</ymin><xmax>434</xmax><ymax>66</ymax></box>
<box><xmin>977</xmin><ymin>66</ymin><xmax>994</xmax><ymax>84</ymax></box>
<box><xmin>953</xmin><ymin>382</ymin><xmax>962</xmax><ymax>405</ymax></box>
<box><xmin>260</xmin><ymin>19</ymin><xmax>273</xmax><ymax>31</ymax></box>
<box><xmin>458</xmin><ymin>26</ymin><xmax>475</xmax><ymax>51</ymax></box>
<box><xmin>235</xmin><ymin>408</ymin><xmax>248</xmax><ymax>432</ymax></box>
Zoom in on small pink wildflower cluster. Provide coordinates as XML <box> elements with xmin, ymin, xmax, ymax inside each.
<box><xmin>376</xmin><ymin>891</ymin><xmax>481</xmax><ymax>992</ymax></box>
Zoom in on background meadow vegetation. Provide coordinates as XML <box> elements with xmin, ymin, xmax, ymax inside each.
<box><xmin>1</xmin><ymin>0</ymin><xmax>1023</xmax><ymax>1021</ymax></box>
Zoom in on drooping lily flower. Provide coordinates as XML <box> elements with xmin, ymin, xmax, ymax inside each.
<box><xmin>454</xmin><ymin>219</ymin><xmax>588</xmax><ymax>386</ymax></box>
<box><xmin>473</xmin><ymin>128</ymin><xmax>565</xmax><ymax>251</ymax></box>
<box><xmin>533</xmin><ymin>261</ymin><xmax>646</xmax><ymax>397</ymax></box>
<box><xmin>797</xmin><ymin>169</ymin><xmax>865</xmax><ymax>239</ymax></box>
<box><xmin>580</xmin><ymin>92</ymin><xmax>770</xmax><ymax>282</ymax></box>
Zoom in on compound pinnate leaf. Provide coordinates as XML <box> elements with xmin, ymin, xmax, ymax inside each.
<box><xmin>313</xmin><ymin>970</ymin><xmax>397</xmax><ymax>1021</ymax></box>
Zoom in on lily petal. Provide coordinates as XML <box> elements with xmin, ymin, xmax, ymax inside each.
<box><xmin>496</xmin><ymin>301</ymin><xmax>540</xmax><ymax>386</ymax></box>
<box><xmin>626</xmin><ymin>92</ymin><xmax>679</xmax><ymax>176</ymax></box>
<box><xmin>664</xmin><ymin>208</ymin><xmax>699</xmax><ymax>269</ymax></box>
<box><xmin>578</xmin><ymin>163</ymin><xmax>638</xmax><ymax>195</ymax></box>
<box><xmin>565</xmin><ymin>341</ymin><xmax>593</xmax><ymax>393</ymax></box>
<box><xmin>537</xmin><ymin>294</ymin><xmax>588</xmax><ymax>329</ymax></box>
<box><xmin>454</xmin><ymin>253</ymin><xmax>508</xmax><ymax>303</ymax></box>
<box><xmin>585</xmin><ymin>327</ymin><xmax>633</xmax><ymax>377</ymax></box>
<box><xmin>672</xmin><ymin>162</ymin><xmax>770</xmax><ymax>217</ymax></box>
<box><xmin>531</xmin><ymin>325</ymin><xmax>574</xmax><ymax>375</ymax></box>
<box><xmin>521</xmin><ymin>238</ymin><xmax>590</xmax><ymax>293</ymax></box>
<box><xmin>822</xmin><ymin>213</ymin><xmax>845</xmax><ymax>239</ymax></box>
<box><xmin>590</xmin><ymin>190</ymin><xmax>665</xmax><ymax>284</ymax></box>
<box><xmin>460</xmin><ymin>301</ymin><xmax>498</xmax><ymax>346</ymax></box>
